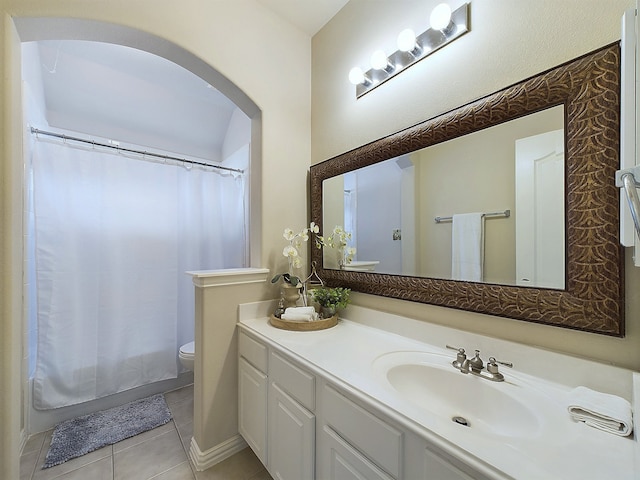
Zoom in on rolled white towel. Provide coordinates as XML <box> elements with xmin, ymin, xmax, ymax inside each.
<box><xmin>285</xmin><ymin>306</ymin><xmax>316</xmax><ymax>316</ymax></box>
<box><xmin>284</xmin><ymin>306</ymin><xmax>318</xmax><ymax>321</ymax></box>
<box><xmin>567</xmin><ymin>386</ymin><xmax>633</xmax><ymax>436</ymax></box>
<box><xmin>281</xmin><ymin>313</ymin><xmax>314</xmax><ymax>322</ymax></box>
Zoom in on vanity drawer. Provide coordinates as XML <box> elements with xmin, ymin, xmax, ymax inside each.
<box><xmin>322</xmin><ymin>384</ymin><xmax>402</xmax><ymax>479</ymax></box>
<box><xmin>239</xmin><ymin>331</ymin><xmax>268</xmax><ymax>373</ymax></box>
<box><xmin>269</xmin><ymin>350</ymin><xmax>315</xmax><ymax>411</ymax></box>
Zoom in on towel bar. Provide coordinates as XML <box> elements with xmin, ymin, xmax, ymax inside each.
<box><xmin>435</xmin><ymin>209</ymin><xmax>511</xmax><ymax>224</ymax></box>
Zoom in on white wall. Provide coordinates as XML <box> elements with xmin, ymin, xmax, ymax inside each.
<box><xmin>222</xmin><ymin>107</ymin><xmax>251</xmax><ymax>162</ymax></box>
<box><xmin>312</xmin><ymin>0</ymin><xmax>640</xmax><ymax>371</ymax></box>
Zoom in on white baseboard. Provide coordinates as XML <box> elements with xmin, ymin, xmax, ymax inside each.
<box><xmin>189</xmin><ymin>434</ymin><xmax>248</xmax><ymax>471</ymax></box>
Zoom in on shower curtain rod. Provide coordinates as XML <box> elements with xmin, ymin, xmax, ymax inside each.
<box><xmin>30</xmin><ymin>127</ymin><xmax>245</xmax><ymax>174</ymax></box>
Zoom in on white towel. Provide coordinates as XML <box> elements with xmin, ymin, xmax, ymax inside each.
<box><xmin>280</xmin><ymin>313</ymin><xmax>314</xmax><ymax>322</ymax></box>
<box><xmin>283</xmin><ymin>307</ymin><xmax>317</xmax><ymax>322</ymax></box>
<box><xmin>451</xmin><ymin>213</ymin><xmax>484</xmax><ymax>282</ymax></box>
<box><xmin>567</xmin><ymin>386</ymin><xmax>633</xmax><ymax>436</ymax></box>
<box><xmin>285</xmin><ymin>306</ymin><xmax>316</xmax><ymax>316</ymax></box>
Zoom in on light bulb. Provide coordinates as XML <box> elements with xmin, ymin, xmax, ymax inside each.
<box><xmin>349</xmin><ymin>67</ymin><xmax>366</xmax><ymax>85</ymax></box>
<box><xmin>430</xmin><ymin>3</ymin><xmax>452</xmax><ymax>31</ymax></box>
<box><xmin>371</xmin><ymin>50</ymin><xmax>390</xmax><ymax>70</ymax></box>
<box><xmin>397</xmin><ymin>29</ymin><xmax>418</xmax><ymax>52</ymax></box>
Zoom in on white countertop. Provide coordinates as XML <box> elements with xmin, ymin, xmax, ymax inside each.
<box><xmin>238</xmin><ymin>305</ymin><xmax>638</xmax><ymax>480</ymax></box>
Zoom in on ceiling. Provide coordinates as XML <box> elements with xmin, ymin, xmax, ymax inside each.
<box><xmin>257</xmin><ymin>0</ymin><xmax>348</xmax><ymax>36</ymax></box>
<box><xmin>27</xmin><ymin>1</ymin><xmax>348</xmax><ymax>163</ymax></box>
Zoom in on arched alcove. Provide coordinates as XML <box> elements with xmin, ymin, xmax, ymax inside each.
<box><xmin>11</xmin><ymin>15</ymin><xmax>265</xmax><ymax>440</ymax></box>
<box><xmin>14</xmin><ymin>17</ymin><xmax>259</xmax><ymax>117</ymax></box>
<box><xmin>14</xmin><ymin>15</ymin><xmax>263</xmax><ymax>266</ymax></box>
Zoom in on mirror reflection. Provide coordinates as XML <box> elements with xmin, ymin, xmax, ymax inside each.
<box><xmin>322</xmin><ymin>105</ymin><xmax>564</xmax><ymax>289</ymax></box>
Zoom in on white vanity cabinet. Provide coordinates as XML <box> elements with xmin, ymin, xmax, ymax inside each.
<box><xmin>267</xmin><ymin>350</ymin><xmax>316</xmax><ymax>480</ymax></box>
<box><xmin>404</xmin><ymin>432</ymin><xmax>489</xmax><ymax>480</ymax></box>
<box><xmin>317</xmin><ymin>381</ymin><xmax>485</xmax><ymax>480</ymax></box>
<box><xmin>238</xmin><ymin>325</ymin><xmax>493</xmax><ymax>480</ymax></box>
<box><xmin>238</xmin><ymin>330</ymin><xmax>316</xmax><ymax>480</ymax></box>
<box><xmin>317</xmin><ymin>382</ymin><xmax>402</xmax><ymax>480</ymax></box>
<box><xmin>238</xmin><ymin>331</ymin><xmax>269</xmax><ymax>464</ymax></box>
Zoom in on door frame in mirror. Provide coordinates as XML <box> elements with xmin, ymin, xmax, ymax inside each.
<box><xmin>310</xmin><ymin>44</ymin><xmax>623</xmax><ymax>336</ymax></box>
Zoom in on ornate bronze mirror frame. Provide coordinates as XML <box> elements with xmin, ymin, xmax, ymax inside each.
<box><xmin>310</xmin><ymin>44</ymin><xmax>623</xmax><ymax>336</ymax></box>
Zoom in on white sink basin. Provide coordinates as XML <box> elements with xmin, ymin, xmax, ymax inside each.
<box><xmin>373</xmin><ymin>351</ymin><xmax>553</xmax><ymax>439</ymax></box>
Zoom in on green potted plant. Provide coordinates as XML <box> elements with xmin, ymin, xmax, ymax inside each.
<box><xmin>311</xmin><ymin>287</ymin><xmax>351</xmax><ymax>318</ymax></box>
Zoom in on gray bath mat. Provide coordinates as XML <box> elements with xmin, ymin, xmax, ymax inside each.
<box><xmin>43</xmin><ymin>393</ymin><xmax>172</xmax><ymax>468</ymax></box>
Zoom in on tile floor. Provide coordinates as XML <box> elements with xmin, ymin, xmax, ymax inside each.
<box><xmin>20</xmin><ymin>385</ymin><xmax>273</xmax><ymax>480</ymax></box>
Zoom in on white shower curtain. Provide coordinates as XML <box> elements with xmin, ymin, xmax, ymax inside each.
<box><xmin>30</xmin><ymin>139</ymin><xmax>246</xmax><ymax>409</ymax></box>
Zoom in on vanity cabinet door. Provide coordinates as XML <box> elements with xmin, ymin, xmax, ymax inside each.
<box><xmin>319</xmin><ymin>424</ymin><xmax>395</xmax><ymax>480</ymax></box>
<box><xmin>320</xmin><ymin>384</ymin><xmax>402</xmax><ymax>479</ymax></box>
<box><xmin>268</xmin><ymin>382</ymin><xmax>315</xmax><ymax>480</ymax></box>
<box><xmin>238</xmin><ymin>357</ymin><xmax>268</xmax><ymax>464</ymax></box>
<box><xmin>404</xmin><ymin>430</ymin><xmax>492</xmax><ymax>480</ymax></box>
<box><xmin>422</xmin><ymin>447</ymin><xmax>478</xmax><ymax>480</ymax></box>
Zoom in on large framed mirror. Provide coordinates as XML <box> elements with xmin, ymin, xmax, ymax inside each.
<box><xmin>310</xmin><ymin>43</ymin><xmax>624</xmax><ymax>336</ymax></box>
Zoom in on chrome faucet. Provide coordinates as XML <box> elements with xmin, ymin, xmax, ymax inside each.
<box><xmin>445</xmin><ymin>345</ymin><xmax>512</xmax><ymax>382</ymax></box>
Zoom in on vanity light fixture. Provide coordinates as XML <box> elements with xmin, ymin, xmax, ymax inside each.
<box><xmin>397</xmin><ymin>29</ymin><xmax>421</xmax><ymax>55</ymax></box>
<box><xmin>348</xmin><ymin>67</ymin><xmax>370</xmax><ymax>86</ymax></box>
<box><xmin>349</xmin><ymin>2</ymin><xmax>470</xmax><ymax>98</ymax></box>
<box><xmin>370</xmin><ymin>49</ymin><xmax>394</xmax><ymax>71</ymax></box>
<box><xmin>430</xmin><ymin>3</ymin><xmax>454</xmax><ymax>32</ymax></box>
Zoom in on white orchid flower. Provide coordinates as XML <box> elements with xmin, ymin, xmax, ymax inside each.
<box><xmin>283</xmin><ymin>245</ymin><xmax>298</xmax><ymax>258</ymax></box>
<box><xmin>283</xmin><ymin>228</ymin><xmax>295</xmax><ymax>241</ymax></box>
<box><xmin>309</xmin><ymin>222</ymin><xmax>319</xmax><ymax>234</ymax></box>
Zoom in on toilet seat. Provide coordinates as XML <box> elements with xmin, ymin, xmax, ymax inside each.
<box><xmin>179</xmin><ymin>341</ymin><xmax>195</xmax><ymax>371</ymax></box>
<box><xmin>179</xmin><ymin>341</ymin><xmax>195</xmax><ymax>358</ymax></box>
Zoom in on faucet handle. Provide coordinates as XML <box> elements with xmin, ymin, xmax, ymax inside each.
<box><xmin>488</xmin><ymin>357</ymin><xmax>513</xmax><ymax>368</ymax></box>
<box><xmin>487</xmin><ymin>357</ymin><xmax>513</xmax><ymax>373</ymax></box>
<box><xmin>486</xmin><ymin>357</ymin><xmax>513</xmax><ymax>381</ymax></box>
<box><xmin>446</xmin><ymin>345</ymin><xmax>467</xmax><ymax>369</ymax></box>
<box><xmin>445</xmin><ymin>344</ymin><xmax>465</xmax><ymax>354</ymax></box>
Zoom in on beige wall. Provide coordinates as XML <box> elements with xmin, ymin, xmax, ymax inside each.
<box><xmin>1</xmin><ymin>1</ymin><xmax>311</xmax><ymax>476</ymax></box>
<box><xmin>1</xmin><ymin>13</ymin><xmax>26</xmax><ymax>480</ymax></box>
<box><xmin>312</xmin><ymin>0</ymin><xmax>640</xmax><ymax>371</ymax></box>
<box><xmin>192</xmin><ymin>277</ymin><xmax>271</xmax><ymax>458</ymax></box>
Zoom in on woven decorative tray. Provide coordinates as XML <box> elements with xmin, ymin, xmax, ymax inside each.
<box><xmin>269</xmin><ymin>314</ymin><xmax>338</xmax><ymax>331</ymax></box>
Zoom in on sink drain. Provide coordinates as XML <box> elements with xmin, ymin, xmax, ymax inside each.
<box><xmin>452</xmin><ymin>416</ymin><xmax>469</xmax><ymax>427</ymax></box>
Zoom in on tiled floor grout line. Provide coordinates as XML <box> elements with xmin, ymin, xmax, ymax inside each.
<box><xmin>30</xmin><ymin>433</ymin><xmax>46</xmax><ymax>480</ymax></box>
<box><xmin>172</xmin><ymin>406</ymin><xmax>197</xmax><ymax>480</ymax></box>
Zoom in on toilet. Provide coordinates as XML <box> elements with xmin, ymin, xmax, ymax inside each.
<box><xmin>179</xmin><ymin>341</ymin><xmax>195</xmax><ymax>371</ymax></box>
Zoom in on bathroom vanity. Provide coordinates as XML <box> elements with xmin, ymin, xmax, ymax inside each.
<box><xmin>237</xmin><ymin>302</ymin><xmax>638</xmax><ymax>479</ymax></box>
